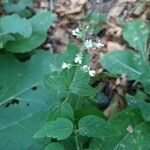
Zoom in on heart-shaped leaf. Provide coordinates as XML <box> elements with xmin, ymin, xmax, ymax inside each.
<box><xmin>45</xmin><ymin>66</ymin><xmax>97</xmax><ymax>97</ymax></box>
<box><xmin>0</xmin><ymin>51</ymin><xmax>58</xmax><ymax>149</ymax></box>
<box><xmin>0</xmin><ymin>14</ymin><xmax>32</xmax><ymax>37</ymax></box>
<box><xmin>34</xmin><ymin>118</ymin><xmax>73</xmax><ymax>140</ymax></box>
<box><xmin>45</xmin><ymin>46</ymin><xmax>97</xmax><ymax>98</ymax></box>
<box><xmin>78</xmin><ymin>115</ymin><xmax>116</xmax><ymax>138</ymax></box>
<box><xmin>2</xmin><ymin>0</ymin><xmax>33</xmax><ymax>13</ymax></box>
<box><xmin>0</xmin><ymin>86</ymin><xmax>53</xmax><ymax>150</ymax></box>
<box><xmin>0</xmin><ymin>51</ymin><xmax>54</xmax><ymax>105</ymax></box>
<box><xmin>5</xmin><ymin>11</ymin><xmax>56</xmax><ymax>53</ymax></box>
<box><xmin>48</xmin><ymin>101</ymin><xmax>74</xmax><ymax>121</ymax></box>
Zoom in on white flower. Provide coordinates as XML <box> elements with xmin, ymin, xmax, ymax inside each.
<box><xmin>81</xmin><ymin>65</ymin><xmax>90</xmax><ymax>72</ymax></box>
<box><xmin>84</xmin><ymin>39</ymin><xmax>93</xmax><ymax>49</ymax></box>
<box><xmin>72</xmin><ymin>28</ymin><xmax>80</xmax><ymax>36</ymax></box>
<box><xmin>127</xmin><ymin>125</ymin><xmax>133</xmax><ymax>133</ymax></box>
<box><xmin>89</xmin><ymin>70</ymin><xmax>96</xmax><ymax>77</ymax></box>
<box><xmin>82</xmin><ymin>66</ymin><xmax>96</xmax><ymax>77</ymax></box>
<box><xmin>74</xmin><ymin>54</ymin><xmax>83</xmax><ymax>64</ymax></box>
<box><xmin>86</xmin><ymin>25</ymin><xmax>90</xmax><ymax>29</ymax></box>
<box><xmin>94</xmin><ymin>41</ymin><xmax>104</xmax><ymax>48</ymax></box>
<box><xmin>61</xmin><ymin>62</ymin><xmax>71</xmax><ymax>69</ymax></box>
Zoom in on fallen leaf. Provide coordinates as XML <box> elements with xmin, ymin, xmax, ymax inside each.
<box><xmin>118</xmin><ymin>0</ymin><xmax>137</xmax><ymax>3</ymax></box>
<box><xmin>107</xmin><ymin>41</ymin><xmax>125</xmax><ymax>51</ymax></box>
<box><xmin>106</xmin><ymin>17</ymin><xmax>123</xmax><ymax>38</ymax></box>
<box><xmin>55</xmin><ymin>0</ymin><xmax>87</xmax><ymax>18</ymax></box>
<box><xmin>103</xmin><ymin>99</ymin><xmax>120</xmax><ymax>118</ymax></box>
<box><xmin>52</xmin><ymin>26</ymin><xmax>68</xmax><ymax>52</ymax></box>
<box><xmin>108</xmin><ymin>3</ymin><xmax>127</xmax><ymax>17</ymax></box>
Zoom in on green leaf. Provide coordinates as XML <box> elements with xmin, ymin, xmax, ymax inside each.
<box><xmin>133</xmin><ymin>53</ymin><xmax>149</xmax><ymax>74</ymax></box>
<box><xmin>44</xmin><ymin>143</ymin><xmax>65</xmax><ymax>150</ymax></box>
<box><xmin>45</xmin><ymin>66</ymin><xmax>97</xmax><ymax>97</ymax></box>
<box><xmin>0</xmin><ymin>84</ymin><xmax>57</xmax><ymax>149</ymax></box>
<box><xmin>139</xmin><ymin>70</ymin><xmax>150</xmax><ymax>94</ymax></box>
<box><xmin>0</xmin><ymin>87</ymin><xmax>51</xmax><ymax>150</ymax></box>
<box><xmin>114</xmin><ymin>122</ymin><xmax>150</xmax><ymax>150</ymax></box>
<box><xmin>85</xmin><ymin>11</ymin><xmax>108</xmax><ymax>23</ymax></box>
<box><xmin>69</xmin><ymin>67</ymin><xmax>97</xmax><ymax>96</ymax></box>
<box><xmin>123</xmin><ymin>20</ymin><xmax>150</xmax><ymax>61</ymax></box>
<box><xmin>100</xmin><ymin>50</ymin><xmax>150</xmax><ymax>93</ymax></box>
<box><xmin>75</xmin><ymin>106</ymin><xmax>107</xmax><ymax>121</ymax></box>
<box><xmin>126</xmin><ymin>94</ymin><xmax>150</xmax><ymax>121</ymax></box>
<box><xmin>34</xmin><ymin>118</ymin><xmax>73</xmax><ymax>140</ymax></box>
<box><xmin>85</xmin><ymin>12</ymin><xmax>108</xmax><ymax>34</ymax></box>
<box><xmin>2</xmin><ymin>0</ymin><xmax>33</xmax><ymax>13</ymax></box>
<box><xmin>78</xmin><ymin>115</ymin><xmax>115</xmax><ymax>138</ymax></box>
<box><xmin>48</xmin><ymin>44</ymin><xmax>90</xmax><ymax>73</ymax></box>
<box><xmin>0</xmin><ymin>51</ymin><xmax>54</xmax><ymax>105</ymax></box>
<box><xmin>0</xmin><ymin>34</ymin><xmax>15</xmax><ymax>49</ymax></box>
<box><xmin>135</xmin><ymin>90</ymin><xmax>149</xmax><ymax>101</ymax></box>
<box><xmin>45</xmin><ymin>48</ymin><xmax>96</xmax><ymax>98</ymax></box>
<box><xmin>0</xmin><ymin>14</ymin><xmax>32</xmax><ymax>38</ymax></box>
<box><xmin>48</xmin><ymin>101</ymin><xmax>74</xmax><ymax>121</ymax></box>
<box><xmin>89</xmin><ymin>108</ymin><xmax>144</xmax><ymax>150</ymax></box>
<box><xmin>100</xmin><ymin>50</ymin><xmax>142</xmax><ymax>80</ymax></box>
<box><xmin>5</xmin><ymin>11</ymin><xmax>56</xmax><ymax>53</ymax></box>
<box><xmin>60</xmin><ymin>136</ymin><xmax>77</xmax><ymax>150</ymax></box>
<box><xmin>0</xmin><ymin>51</ymin><xmax>57</xmax><ymax>149</ymax></box>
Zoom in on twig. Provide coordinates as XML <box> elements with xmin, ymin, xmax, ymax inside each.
<box><xmin>48</xmin><ymin>0</ymin><xmax>54</xmax><ymax>11</ymax></box>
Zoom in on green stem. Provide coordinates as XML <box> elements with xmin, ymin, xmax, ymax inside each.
<box><xmin>62</xmin><ymin>91</ymin><xmax>71</xmax><ymax>104</ymax></box>
<box><xmin>75</xmin><ymin>131</ymin><xmax>80</xmax><ymax>150</ymax></box>
<box><xmin>62</xmin><ymin>50</ymin><xmax>85</xmax><ymax>104</ymax></box>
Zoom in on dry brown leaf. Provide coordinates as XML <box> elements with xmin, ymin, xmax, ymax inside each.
<box><xmin>116</xmin><ymin>74</ymin><xmax>128</xmax><ymax>87</ymax></box>
<box><xmin>109</xmin><ymin>0</ymin><xmax>137</xmax><ymax>17</ymax></box>
<box><xmin>108</xmin><ymin>2</ymin><xmax>127</xmax><ymax>17</ymax></box>
<box><xmin>52</xmin><ymin>26</ymin><xmax>68</xmax><ymax>52</ymax></box>
<box><xmin>40</xmin><ymin>1</ymin><xmax>49</xmax><ymax>8</ymax></box>
<box><xmin>55</xmin><ymin>0</ymin><xmax>87</xmax><ymax>17</ymax></box>
<box><xmin>106</xmin><ymin>17</ymin><xmax>123</xmax><ymax>38</ymax></box>
<box><xmin>107</xmin><ymin>26</ymin><xmax>122</xmax><ymax>38</ymax></box>
<box><xmin>103</xmin><ymin>99</ymin><xmax>120</xmax><ymax>118</ymax></box>
<box><xmin>107</xmin><ymin>41</ymin><xmax>125</xmax><ymax>51</ymax></box>
<box><xmin>66</xmin><ymin>11</ymin><xmax>85</xmax><ymax>20</ymax></box>
<box><xmin>56</xmin><ymin>18</ymin><xmax>70</xmax><ymax>28</ymax></box>
<box><xmin>141</xmin><ymin>7</ymin><xmax>150</xmax><ymax>20</ymax></box>
<box><xmin>118</xmin><ymin>0</ymin><xmax>137</xmax><ymax>3</ymax></box>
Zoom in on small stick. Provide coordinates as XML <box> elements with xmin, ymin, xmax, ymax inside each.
<box><xmin>48</xmin><ymin>0</ymin><xmax>54</xmax><ymax>11</ymax></box>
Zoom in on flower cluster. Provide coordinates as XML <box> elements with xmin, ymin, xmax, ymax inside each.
<box><xmin>72</xmin><ymin>26</ymin><xmax>104</xmax><ymax>50</ymax></box>
<box><xmin>61</xmin><ymin>54</ymin><xmax>96</xmax><ymax>77</ymax></box>
<box><xmin>63</xmin><ymin>26</ymin><xmax>102</xmax><ymax>77</ymax></box>
<box><xmin>84</xmin><ymin>39</ymin><xmax>93</xmax><ymax>49</ymax></box>
<box><xmin>72</xmin><ymin>28</ymin><xmax>82</xmax><ymax>39</ymax></box>
<box><xmin>84</xmin><ymin>39</ymin><xmax>104</xmax><ymax>49</ymax></box>
<box><xmin>74</xmin><ymin>53</ymin><xmax>83</xmax><ymax>64</ymax></box>
<box><xmin>81</xmin><ymin>65</ymin><xmax>96</xmax><ymax>77</ymax></box>
<box><xmin>61</xmin><ymin>62</ymin><xmax>71</xmax><ymax>69</ymax></box>
<box><xmin>72</xmin><ymin>26</ymin><xmax>90</xmax><ymax>39</ymax></box>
